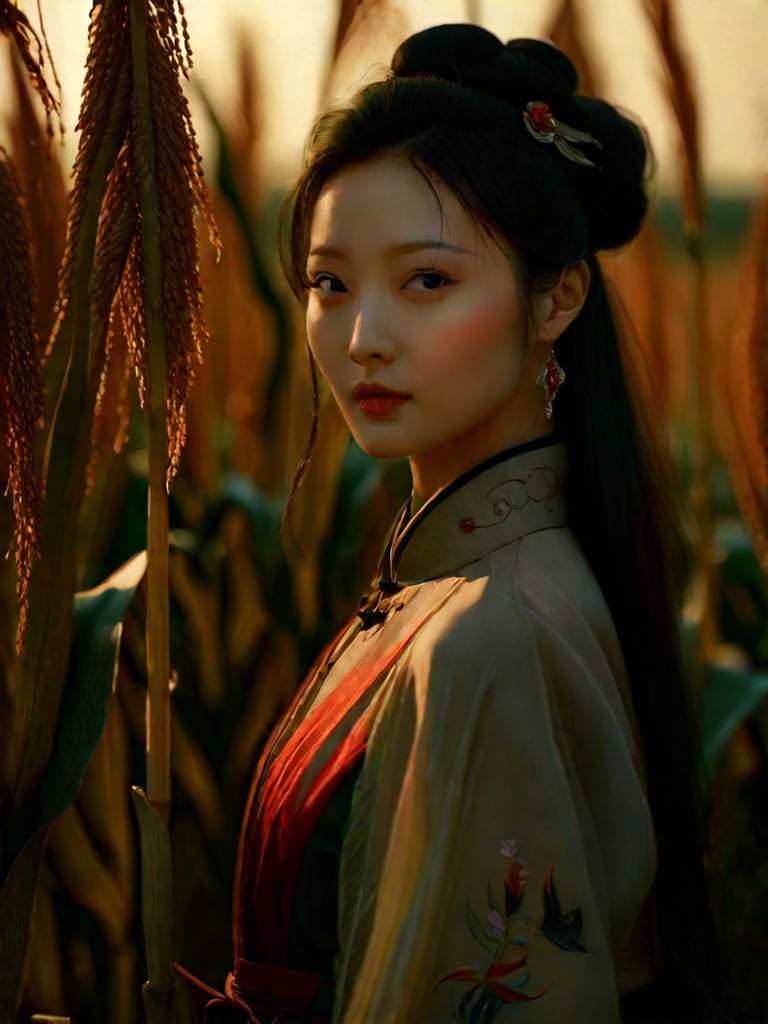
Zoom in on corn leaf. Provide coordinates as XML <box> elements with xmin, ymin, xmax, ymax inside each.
<box><xmin>0</xmin><ymin>551</ymin><xmax>146</xmax><ymax>1019</ymax></box>
<box><xmin>0</xmin><ymin>829</ymin><xmax>48</xmax><ymax>1023</ymax></box>
<box><xmin>325</xmin><ymin>441</ymin><xmax>383</xmax><ymax>563</ymax></box>
<box><xmin>130</xmin><ymin>788</ymin><xmax>173</xmax><ymax>994</ymax></box>
<box><xmin>14</xmin><ymin>84</ymin><xmax>130</xmax><ymax>816</ymax></box>
<box><xmin>546</xmin><ymin>0</ymin><xmax>603</xmax><ymax>97</ymax></box>
<box><xmin>197</xmin><ymin>87</ymin><xmax>292</xmax><ymax>441</ymax></box>
<box><xmin>218</xmin><ymin>473</ymin><xmax>285</xmax><ymax>577</ymax></box>
<box><xmin>719</xmin><ymin>195</ymin><xmax>768</xmax><ymax>576</ymax></box>
<box><xmin>4</xmin><ymin>551</ymin><xmax>147</xmax><ymax>873</ymax></box>
<box><xmin>698</xmin><ymin>663</ymin><xmax>768</xmax><ymax>773</ymax></box>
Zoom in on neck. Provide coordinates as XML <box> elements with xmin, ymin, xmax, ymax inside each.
<box><xmin>409</xmin><ymin>420</ymin><xmax>555</xmax><ymax>505</ymax></box>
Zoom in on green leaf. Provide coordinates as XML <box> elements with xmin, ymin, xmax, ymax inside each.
<box><xmin>319</xmin><ymin>441</ymin><xmax>395</xmax><ymax>625</ymax></box>
<box><xmin>541</xmin><ymin>906</ymin><xmax>588</xmax><ymax>953</ymax></box>
<box><xmin>487</xmin><ymin>878</ymin><xmax>503</xmax><ymax>918</ymax></box>
<box><xmin>541</xmin><ymin>867</ymin><xmax>562</xmax><ymax>927</ymax></box>
<box><xmin>5</xmin><ymin>552</ymin><xmax>147</xmax><ymax>872</ymax></box>
<box><xmin>458</xmin><ymin>983</ymin><xmax>506</xmax><ymax>1023</ymax></box>
<box><xmin>218</xmin><ymin>473</ymin><xmax>284</xmax><ymax>574</ymax></box>
<box><xmin>1</xmin><ymin>561</ymin><xmax>144</xmax><ymax>1015</ymax></box>
<box><xmin>16</xmin><ymin>72</ymin><xmax>131</xmax><ymax>817</ymax></box>
<box><xmin>465</xmin><ymin>899</ymin><xmax>498</xmax><ymax>953</ymax></box>
<box><xmin>698</xmin><ymin>660</ymin><xmax>768</xmax><ymax>771</ymax></box>
<box><xmin>131</xmin><ymin>787</ymin><xmax>173</xmax><ymax>989</ymax></box>
<box><xmin>0</xmin><ymin>829</ymin><xmax>47</xmax><ymax>1021</ymax></box>
<box><xmin>716</xmin><ymin>520</ymin><xmax>768</xmax><ymax>662</ymax></box>
<box><xmin>541</xmin><ymin>923</ymin><xmax>588</xmax><ymax>953</ymax></box>
<box><xmin>540</xmin><ymin>870</ymin><xmax>588</xmax><ymax>951</ymax></box>
<box><xmin>326</xmin><ymin>442</ymin><xmax>383</xmax><ymax>561</ymax></box>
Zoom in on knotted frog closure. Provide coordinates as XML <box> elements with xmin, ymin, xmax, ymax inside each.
<box><xmin>357</xmin><ymin>578</ymin><xmax>405</xmax><ymax>632</ymax></box>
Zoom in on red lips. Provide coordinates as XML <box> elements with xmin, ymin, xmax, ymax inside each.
<box><xmin>352</xmin><ymin>382</ymin><xmax>410</xmax><ymax>401</ymax></box>
<box><xmin>352</xmin><ymin>382</ymin><xmax>411</xmax><ymax>419</ymax></box>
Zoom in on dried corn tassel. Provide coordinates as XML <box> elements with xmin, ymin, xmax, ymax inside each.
<box><xmin>7</xmin><ymin>48</ymin><xmax>67</xmax><ymax>344</ymax></box>
<box><xmin>88</xmin><ymin>142</ymin><xmax>139</xmax><ymax>486</ymax></box>
<box><xmin>0</xmin><ymin>151</ymin><xmax>44</xmax><ymax>649</ymax></box>
<box><xmin>66</xmin><ymin>0</ymin><xmax>220</xmax><ymax>483</ymax></box>
<box><xmin>138</xmin><ymin>7</ymin><xmax>220</xmax><ymax>486</ymax></box>
<box><xmin>53</xmin><ymin>2</ymin><xmax>132</xmax><ymax>349</ymax></box>
<box><xmin>0</xmin><ymin>0</ymin><xmax>61</xmax><ymax>143</ymax></box>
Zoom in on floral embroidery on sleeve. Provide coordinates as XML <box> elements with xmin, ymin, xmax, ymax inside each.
<box><xmin>433</xmin><ymin>839</ymin><xmax>587</xmax><ymax>1022</ymax></box>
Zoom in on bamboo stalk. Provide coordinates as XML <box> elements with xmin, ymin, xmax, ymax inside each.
<box><xmin>128</xmin><ymin>0</ymin><xmax>171</xmax><ymax>820</ymax></box>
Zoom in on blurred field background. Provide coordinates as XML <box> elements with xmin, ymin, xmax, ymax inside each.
<box><xmin>0</xmin><ymin>0</ymin><xmax>767</xmax><ymax>1022</ymax></box>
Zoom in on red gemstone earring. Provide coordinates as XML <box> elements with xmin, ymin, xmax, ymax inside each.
<box><xmin>536</xmin><ymin>349</ymin><xmax>566</xmax><ymax>420</ymax></box>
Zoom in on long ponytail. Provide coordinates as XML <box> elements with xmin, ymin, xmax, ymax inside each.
<box><xmin>557</xmin><ymin>254</ymin><xmax>733</xmax><ymax>1021</ymax></box>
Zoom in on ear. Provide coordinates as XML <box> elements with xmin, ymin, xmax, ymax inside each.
<box><xmin>536</xmin><ymin>261</ymin><xmax>590</xmax><ymax>343</ymax></box>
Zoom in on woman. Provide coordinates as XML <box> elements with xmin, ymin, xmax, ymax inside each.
<box><xmin>186</xmin><ymin>23</ymin><xmax>732</xmax><ymax>1024</ymax></box>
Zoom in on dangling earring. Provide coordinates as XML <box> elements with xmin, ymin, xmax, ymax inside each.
<box><xmin>536</xmin><ymin>349</ymin><xmax>566</xmax><ymax>420</ymax></box>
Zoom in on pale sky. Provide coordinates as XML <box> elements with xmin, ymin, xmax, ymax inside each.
<box><xmin>11</xmin><ymin>0</ymin><xmax>768</xmax><ymax>190</ymax></box>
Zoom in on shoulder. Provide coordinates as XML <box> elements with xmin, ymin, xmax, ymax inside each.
<box><xmin>405</xmin><ymin>580</ymin><xmax>547</xmax><ymax>726</ymax></box>
<box><xmin>399</xmin><ymin>539</ymin><xmax>635</xmax><ymax>753</ymax></box>
<box><xmin>413</xmin><ymin>577</ymin><xmax>534</xmax><ymax>665</ymax></box>
<box><xmin>485</xmin><ymin>524</ymin><xmax>610</xmax><ymax>638</ymax></box>
<box><xmin>408</xmin><ymin>526</ymin><xmax>613</xmax><ymax>689</ymax></box>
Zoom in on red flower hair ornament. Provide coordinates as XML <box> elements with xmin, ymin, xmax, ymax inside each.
<box><xmin>523</xmin><ymin>101</ymin><xmax>603</xmax><ymax>169</ymax></box>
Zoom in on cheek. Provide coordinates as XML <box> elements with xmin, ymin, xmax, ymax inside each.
<box><xmin>424</xmin><ymin>291</ymin><xmax>527</xmax><ymax>377</ymax></box>
<box><xmin>306</xmin><ymin>307</ymin><xmax>344</xmax><ymax>379</ymax></box>
<box><xmin>305</xmin><ymin>302</ymin><xmax>325</xmax><ymax>354</ymax></box>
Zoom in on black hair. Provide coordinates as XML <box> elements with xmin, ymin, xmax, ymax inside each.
<box><xmin>279</xmin><ymin>24</ymin><xmax>735</xmax><ymax>1021</ymax></box>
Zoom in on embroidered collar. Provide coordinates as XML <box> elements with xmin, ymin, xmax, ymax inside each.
<box><xmin>381</xmin><ymin>436</ymin><xmax>567</xmax><ymax>585</ymax></box>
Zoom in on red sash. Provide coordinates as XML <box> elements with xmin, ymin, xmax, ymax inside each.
<box><xmin>206</xmin><ymin>586</ymin><xmax>457</xmax><ymax>1021</ymax></box>
<box><xmin>236</xmin><ymin>627</ymin><xmax>423</xmax><ymax>965</ymax></box>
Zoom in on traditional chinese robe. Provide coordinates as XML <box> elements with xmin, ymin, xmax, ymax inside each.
<box><xmin>208</xmin><ymin>436</ymin><xmax>659</xmax><ymax>1023</ymax></box>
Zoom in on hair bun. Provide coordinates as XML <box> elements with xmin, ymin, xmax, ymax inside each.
<box><xmin>391</xmin><ymin>24</ymin><xmax>506</xmax><ymax>81</ymax></box>
<box><xmin>391</xmin><ymin>24</ymin><xmax>649</xmax><ymax>252</ymax></box>
<box><xmin>392</xmin><ymin>25</ymin><xmax>578</xmax><ymax>106</ymax></box>
<box><xmin>502</xmin><ymin>39</ymin><xmax>578</xmax><ymax>100</ymax></box>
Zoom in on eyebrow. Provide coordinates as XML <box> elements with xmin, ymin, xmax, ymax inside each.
<box><xmin>307</xmin><ymin>240</ymin><xmax>476</xmax><ymax>259</ymax></box>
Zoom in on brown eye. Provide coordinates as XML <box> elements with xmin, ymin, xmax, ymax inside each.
<box><xmin>404</xmin><ymin>271</ymin><xmax>452</xmax><ymax>292</ymax></box>
<box><xmin>309</xmin><ymin>273</ymin><xmax>347</xmax><ymax>296</ymax></box>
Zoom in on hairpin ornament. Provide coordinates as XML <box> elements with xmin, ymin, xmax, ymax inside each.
<box><xmin>523</xmin><ymin>101</ymin><xmax>602</xmax><ymax>168</ymax></box>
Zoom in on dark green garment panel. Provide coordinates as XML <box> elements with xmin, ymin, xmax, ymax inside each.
<box><xmin>286</xmin><ymin>756</ymin><xmax>364</xmax><ymax>989</ymax></box>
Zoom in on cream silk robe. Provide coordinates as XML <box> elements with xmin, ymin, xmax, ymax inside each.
<box><xmin>237</xmin><ymin>438</ymin><xmax>658</xmax><ymax>1024</ymax></box>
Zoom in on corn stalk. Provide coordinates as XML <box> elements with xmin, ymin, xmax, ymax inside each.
<box><xmin>0</xmin><ymin>0</ymin><xmax>217</xmax><ymax>1018</ymax></box>
<box><xmin>129</xmin><ymin>0</ymin><xmax>170</xmax><ymax>820</ymax></box>
<box><xmin>128</xmin><ymin>0</ymin><xmax>172</xmax><ymax>1012</ymax></box>
<box><xmin>641</xmin><ymin>0</ymin><xmax>714</xmax><ymax>660</ymax></box>
<box><xmin>546</xmin><ymin>0</ymin><xmax>603</xmax><ymax>97</ymax></box>
<box><xmin>720</xmin><ymin>192</ymin><xmax>768</xmax><ymax>572</ymax></box>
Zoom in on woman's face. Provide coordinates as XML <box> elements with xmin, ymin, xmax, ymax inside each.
<box><xmin>305</xmin><ymin>158</ymin><xmax>552</xmax><ymax>499</ymax></box>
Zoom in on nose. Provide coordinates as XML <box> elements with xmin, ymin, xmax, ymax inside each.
<box><xmin>348</xmin><ymin>299</ymin><xmax>395</xmax><ymax>366</ymax></box>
